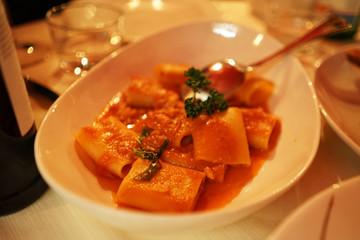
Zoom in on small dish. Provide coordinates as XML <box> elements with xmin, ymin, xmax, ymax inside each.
<box><xmin>314</xmin><ymin>46</ymin><xmax>360</xmax><ymax>156</ymax></box>
<box><xmin>268</xmin><ymin>175</ymin><xmax>360</xmax><ymax>240</ymax></box>
<box><xmin>35</xmin><ymin>21</ymin><xmax>321</xmax><ymax>234</ymax></box>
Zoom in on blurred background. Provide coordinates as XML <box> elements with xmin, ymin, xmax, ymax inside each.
<box><xmin>4</xmin><ymin>0</ymin><xmax>70</xmax><ymax>25</ymax></box>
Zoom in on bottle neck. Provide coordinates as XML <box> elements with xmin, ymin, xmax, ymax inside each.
<box><xmin>0</xmin><ymin>3</ymin><xmax>34</xmax><ymax>137</ymax></box>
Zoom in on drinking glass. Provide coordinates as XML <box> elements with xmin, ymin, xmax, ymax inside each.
<box><xmin>46</xmin><ymin>2</ymin><xmax>125</xmax><ymax>76</ymax></box>
<box><xmin>264</xmin><ymin>0</ymin><xmax>331</xmax><ymax>44</ymax></box>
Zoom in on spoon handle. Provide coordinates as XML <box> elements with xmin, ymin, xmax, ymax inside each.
<box><xmin>249</xmin><ymin>16</ymin><xmax>352</xmax><ymax>69</ymax></box>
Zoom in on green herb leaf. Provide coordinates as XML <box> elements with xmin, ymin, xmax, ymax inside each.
<box><xmin>209</xmin><ymin>88</ymin><xmax>228</xmax><ymax>112</ymax></box>
<box><xmin>133</xmin><ymin>159</ymin><xmax>162</xmax><ymax>182</ymax></box>
<box><xmin>137</xmin><ymin>126</ymin><xmax>153</xmax><ymax>146</ymax></box>
<box><xmin>132</xmin><ymin>127</ymin><xmax>169</xmax><ymax>181</ymax></box>
<box><xmin>157</xmin><ymin>139</ymin><xmax>169</xmax><ymax>158</ymax></box>
<box><xmin>184</xmin><ymin>67</ymin><xmax>228</xmax><ymax>118</ymax></box>
<box><xmin>184</xmin><ymin>67</ymin><xmax>211</xmax><ymax>93</ymax></box>
<box><xmin>132</xmin><ymin>148</ymin><xmax>157</xmax><ymax>161</ymax></box>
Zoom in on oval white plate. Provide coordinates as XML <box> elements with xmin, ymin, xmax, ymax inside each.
<box><xmin>35</xmin><ymin>21</ymin><xmax>321</xmax><ymax>234</ymax></box>
<box><xmin>314</xmin><ymin>46</ymin><xmax>360</xmax><ymax>156</ymax></box>
<box><xmin>268</xmin><ymin>175</ymin><xmax>360</xmax><ymax>240</ymax></box>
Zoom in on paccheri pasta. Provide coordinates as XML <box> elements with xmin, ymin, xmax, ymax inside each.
<box><xmin>75</xmin><ymin>63</ymin><xmax>281</xmax><ymax>213</ymax></box>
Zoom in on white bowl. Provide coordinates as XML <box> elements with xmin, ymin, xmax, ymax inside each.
<box><xmin>35</xmin><ymin>21</ymin><xmax>321</xmax><ymax>234</ymax></box>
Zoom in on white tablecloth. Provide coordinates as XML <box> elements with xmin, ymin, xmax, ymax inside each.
<box><xmin>1</xmin><ymin>1</ymin><xmax>360</xmax><ymax>239</ymax></box>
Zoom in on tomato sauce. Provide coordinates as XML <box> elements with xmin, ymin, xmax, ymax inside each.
<box><xmin>195</xmin><ymin>151</ymin><xmax>275</xmax><ymax>211</ymax></box>
<box><xmin>195</xmin><ymin>155</ymin><xmax>265</xmax><ymax>211</ymax></box>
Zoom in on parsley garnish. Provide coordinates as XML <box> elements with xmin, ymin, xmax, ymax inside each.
<box><xmin>132</xmin><ymin>127</ymin><xmax>169</xmax><ymax>181</ymax></box>
<box><xmin>184</xmin><ymin>67</ymin><xmax>228</xmax><ymax>118</ymax></box>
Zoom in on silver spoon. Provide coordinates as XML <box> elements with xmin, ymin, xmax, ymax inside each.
<box><xmin>182</xmin><ymin>16</ymin><xmax>352</xmax><ymax>100</ymax></box>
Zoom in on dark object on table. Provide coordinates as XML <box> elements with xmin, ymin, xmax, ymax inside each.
<box><xmin>4</xmin><ymin>0</ymin><xmax>69</xmax><ymax>25</ymax></box>
<box><xmin>0</xmin><ymin>127</ymin><xmax>48</xmax><ymax>216</ymax></box>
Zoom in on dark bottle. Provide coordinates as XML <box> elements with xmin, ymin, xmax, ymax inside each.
<box><xmin>0</xmin><ymin>1</ymin><xmax>46</xmax><ymax>215</ymax></box>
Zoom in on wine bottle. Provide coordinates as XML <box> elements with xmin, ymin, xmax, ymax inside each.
<box><xmin>0</xmin><ymin>1</ymin><xmax>47</xmax><ymax>215</ymax></box>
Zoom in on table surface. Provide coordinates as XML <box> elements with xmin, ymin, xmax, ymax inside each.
<box><xmin>1</xmin><ymin>1</ymin><xmax>360</xmax><ymax>239</ymax></box>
